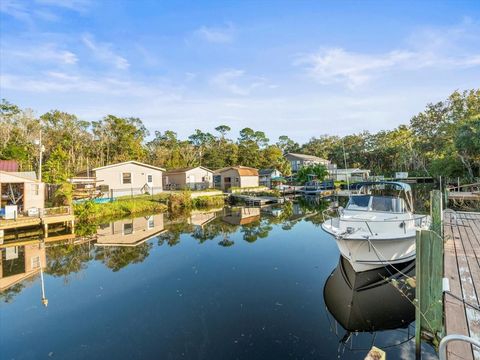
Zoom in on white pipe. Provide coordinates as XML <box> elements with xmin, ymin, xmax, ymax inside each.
<box><xmin>439</xmin><ymin>334</ymin><xmax>480</xmax><ymax>360</ymax></box>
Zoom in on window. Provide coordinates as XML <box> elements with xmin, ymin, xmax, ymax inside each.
<box><xmin>122</xmin><ymin>172</ymin><xmax>132</xmax><ymax>184</ymax></box>
<box><xmin>31</xmin><ymin>184</ymin><xmax>39</xmax><ymax>196</ymax></box>
<box><xmin>347</xmin><ymin>195</ymin><xmax>371</xmax><ymax>210</ymax></box>
<box><xmin>31</xmin><ymin>256</ymin><xmax>41</xmax><ymax>270</ymax></box>
<box><xmin>123</xmin><ymin>222</ymin><xmax>133</xmax><ymax>235</ymax></box>
<box><xmin>147</xmin><ymin>217</ymin><xmax>154</xmax><ymax>229</ymax></box>
<box><xmin>147</xmin><ymin>174</ymin><xmax>153</xmax><ymax>183</ymax></box>
<box><xmin>99</xmin><ymin>185</ymin><xmax>109</xmax><ymax>193</ymax></box>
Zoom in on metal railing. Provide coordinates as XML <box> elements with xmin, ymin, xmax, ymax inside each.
<box><xmin>322</xmin><ymin>208</ymin><xmax>429</xmax><ymax>237</ymax></box>
<box><xmin>439</xmin><ymin>335</ymin><xmax>480</xmax><ymax>360</ymax></box>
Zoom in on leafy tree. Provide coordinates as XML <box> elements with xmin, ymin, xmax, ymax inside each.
<box><xmin>277</xmin><ymin>135</ymin><xmax>300</xmax><ymax>154</ymax></box>
<box><xmin>296</xmin><ymin>164</ymin><xmax>328</xmax><ymax>184</ymax></box>
<box><xmin>455</xmin><ymin>115</ymin><xmax>480</xmax><ymax>178</ymax></box>
<box><xmin>43</xmin><ymin>146</ymin><xmax>70</xmax><ymax>183</ymax></box>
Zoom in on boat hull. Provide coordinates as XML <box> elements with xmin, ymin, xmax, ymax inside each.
<box><xmin>334</xmin><ymin>236</ymin><xmax>416</xmax><ymax>272</ymax></box>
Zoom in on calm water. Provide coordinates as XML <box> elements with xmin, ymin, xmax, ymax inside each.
<box><xmin>1</xmin><ymin>201</ymin><xmax>436</xmax><ymax>359</ymax></box>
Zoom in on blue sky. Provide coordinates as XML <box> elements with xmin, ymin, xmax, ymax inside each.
<box><xmin>1</xmin><ymin>0</ymin><xmax>479</xmax><ymax>142</ymax></box>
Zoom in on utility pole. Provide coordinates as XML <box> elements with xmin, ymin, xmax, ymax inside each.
<box><xmin>35</xmin><ymin>129</ymin><xmax>44</xmax><ymax>182</ymax></box>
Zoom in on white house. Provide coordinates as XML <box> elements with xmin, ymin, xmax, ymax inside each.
<box><xmin>91</xmin><ymin>161</ymin><xmax>165</xmax><ymax>198</ymax></box>
<box><xmin>330</xmin><ymin>168</ymin><xmax>370</xmax><ymax>182</ymax></box>
<box><xmin>258</xmin><ymin>168</ymin><xmax>282</xmax><ymax>188</ymax></box>
<box><xmin>284</xmin><ymin>153</ymin><xmax>330</xmax><ymax>173</ymax></box>
<box><xmin>163</xmin><ymin>166</ymin><xmax>214</xmax><ymax>190</ymax></box>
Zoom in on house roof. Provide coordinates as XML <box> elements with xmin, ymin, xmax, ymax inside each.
<box><xmin>165</xmin><ymin>166</ymin><xmax>213</xmax><ymax>175</ymax></box>
<box><xmin>93</xmin><ymin>161</ymin><xmax>166</xmax><ymax>172</ymax></box>
<box><xmin>259</xmin><ymin>168</ymin><xmax>279</xmax><ymax>176</ymax></box>
<box><xmin>0</xmin><ymin>160</ymin><xmax>19</xmax><ymax>172</ymax></box>
<box><xmin>9</xmin><ymin>171</ymin><xmax>38</xmax><ymax>180</ymax></box>
<box><xmin>333</xmin><ymin>168</ymin><xmax>370</xmax><ymax>174</ymax></box>
<box><xmin>0</xmin><ymin>171</ymin><xmax>41</xmax><ymax>183</ymax></box>
<box><xmin>215</xmin><ymin>166</ymin><xmax>258</xmax><ymax>176</ymax></box>
<box><xmin>284</xmin><ymin>153</ymin><xmax>330</xmax><ymax>163</ymax></box>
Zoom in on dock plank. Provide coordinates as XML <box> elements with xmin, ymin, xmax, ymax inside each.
<box><xmin>444</xmin><ymin>214</ymin><xmax>474</xmax><ymax>360</ymax></box>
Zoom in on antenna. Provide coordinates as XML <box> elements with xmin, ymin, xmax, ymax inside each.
<box><xmin>342</xmin><ymin>140</ymin><xmax>350</xmax><ymax>198</ymax></box>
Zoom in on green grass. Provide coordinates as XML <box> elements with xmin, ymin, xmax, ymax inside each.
<box><xmin>74</xmin><ymin>191</ymin><xmax>225</xmax><ymax>221</ymax></box>
<box><xmin>191</xmin><ymin>195</ymin><xmax>225</xmax><ymax>208</ymax></box>
<box><xmin>74</xmin><ymin>198</ymin><xmax>167</xmax><ymax>222</ymax></box>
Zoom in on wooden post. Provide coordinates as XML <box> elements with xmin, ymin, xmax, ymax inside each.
<box><xmin>431</xmin><ymin>190</ymin><xmax>443</xmax><ymax>237</ymax></box>
<box><xmin>415</xmin><ymin>190</ymin><xmax>445</xmax><ymax>357</ymax></box>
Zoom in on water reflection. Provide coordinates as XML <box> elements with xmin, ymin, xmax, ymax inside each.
<box><xmin>324</xmin><ymin>256</ymin><xmax>416</xmax><ymax>354</ymax></box>
<box><xmin>0</xmin><ymin>201</ymin><xmax>325</xmax><ymax>302</ymax></box>
<box><xmin>0</xmin><ymin>242</ymin><xmax>46</xmax><ymax>303</ymax></box>
<box><xmin>0</xmin><ymin>199</ymin><xmax>436</xmax><ymax>360</ymax></box>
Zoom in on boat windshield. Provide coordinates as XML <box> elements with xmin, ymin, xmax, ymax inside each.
<box><xmin>346</xmin><ymin>195</ymin><xmax>407</xmax><ymax>213</ymax></box>
<box><xmin>346</xmin><ymin>195</ymin><xmax>370</xmax><ymax>210</ymax></box>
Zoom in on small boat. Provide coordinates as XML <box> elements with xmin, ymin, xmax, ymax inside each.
<box><xmin>300</xmin><ymin>179</ymin><xmax>334</xmax><ymax>195</ymax></box>
<box><xmin>321</xmin><ymin>181</ymin><xmax>430</xmax><ymax>272</ymax></box>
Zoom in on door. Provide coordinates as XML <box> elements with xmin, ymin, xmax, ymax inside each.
<box><xmin>224</xmin><ymin>177</ymin><xmax>232</xmax><ymax>190</ymax></box>
<box><xmin>146</xmin><ymin>174</ymin><xmax>154</xmax><ymax>188</ymax></box>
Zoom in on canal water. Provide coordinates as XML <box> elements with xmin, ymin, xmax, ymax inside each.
<box><xmin>1</xmin><ymin>201</ymin><xmax>436</xmax><ymax>359</ymax></box>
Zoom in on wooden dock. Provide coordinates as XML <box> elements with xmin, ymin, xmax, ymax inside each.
<box><xmin>448</xmin><ymin>191</ymin><xmax>480</xmax><ymax>201</ymax></box>
<box><xmin>230</xmin><ymin>194</ymin><xmax>283</xmax><ymax>206</ymax></box>
<box><xmin>0</xmin><ymin>206</ymin><xmax>75</xmax><ymax>238</ymax></box>
<box><xmin>443</xmin><ymin>211</ymin><xmax>480</xmax><ymax>360</ymax></box>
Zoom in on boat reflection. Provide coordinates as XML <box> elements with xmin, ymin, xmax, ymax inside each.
<box><xmin>324</xmin><ymin>256</ymin><xmax>415</xmax><ymax>352</ymax></box>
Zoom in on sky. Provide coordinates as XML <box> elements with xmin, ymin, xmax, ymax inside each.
<box><xmin>1</xmin><ymin>0</ymin><xmax>479</xmax><ymax>142</ymax></box>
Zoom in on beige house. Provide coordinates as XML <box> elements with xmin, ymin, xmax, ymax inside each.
<box><xmin>284</xmin><ymin>153</ymin><xmax>330</xmax><ymax>173</ymax></box>
<box><xmin>163</xmin><ymin>166</ymin><xmax>213</xmax><ymax>190</ymax></box>
<box><xmin>0</xmin><ymin>171</ymin><xmax>45</xmax><ymax>214</ymax></box>
<box><xmin>215</xmin><ymin>166</ymin><xmax>259</xmax><ymax>191</ymax></box>
<box><xmin>0</xmin><ymin>242</ymin><xmax>46</xmax><ymax>291</ymax></box>
<box><xmin>95</xmin><ymin>214</ymin><xmax>166</xmax><ymax>247</ymax></box>
<box><xmin>90</xmin><ymin>161</ymin><xmax>165</xmax><ymax>198</ymax></box>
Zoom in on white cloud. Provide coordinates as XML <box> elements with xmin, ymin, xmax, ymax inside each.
<box><xmin>82</xmin><ymin>34</ymin><xmax>130</xmax><ymax>70</ymax></box>
<box><xmin>210</xmin><ymin>69</ymin><xmax>269</xmax><ymax>96</ymax></box>
<box><xmin>194</xmin><ymin>24</ymin><xmax>235</xmax><ymax>43</ymax></box>
<box><xmin>5</xmin><ymin>44</ymin><xmax>78</xmax><ymax>65</ymax></box>
<box><xmin>297</xmin><ymin>21</ymin><xmax>480</xmax><ymax>89</ymax></box>
<box><xmin>35</xmin><ymin>0</ymin><xmax>91</xmax><ymax>12</ymax></box>
<box><xmin>0</xmin><ymin>0</ymin><xmax>32</xmax><ymax>23</ymax></box>
<box><xmin>296</xmin><ymin>48</ymin><xmax>414</xmax><ymax>88</ymax></box>
<box><xmin>0</xmin><ymin>0</ymin><xmax>90</xmax><ymax>24</ymax></box>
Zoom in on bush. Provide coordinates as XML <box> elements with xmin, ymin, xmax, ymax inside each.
<box><xmin>74</xmin><ymin>198</ymin><xmax>167</xmax><ymax>222</ymax></box>
<box><xmin>192</xmin><ymin>195</ymin><xmax>225</xmax><ymax>208</ymax></box>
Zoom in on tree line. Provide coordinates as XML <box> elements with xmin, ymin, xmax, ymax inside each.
<box><xmin>0</xmin><ymin>88</ymin><xmax>479</xmax><ymax>184</ymax></box>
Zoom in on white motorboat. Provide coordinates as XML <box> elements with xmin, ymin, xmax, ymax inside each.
<box><xmin>321</xmin><ymin>181</ymin><xmax>430</xmax><ymax>272</ymax></box>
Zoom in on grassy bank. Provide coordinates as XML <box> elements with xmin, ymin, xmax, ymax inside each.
<box><xmin>168</xmin><ymin>193</ymin><xmax>225</xmax><ymax>212</ymax></box>
<box><xmin>74</xmin><ymin>191</ymin><xmax>226</xmax><ymax>221</ymax></box>
<box><xmin>74</xmin><ymin>198</ymin><xmax>168</xmax><ymax>222</ymax></box>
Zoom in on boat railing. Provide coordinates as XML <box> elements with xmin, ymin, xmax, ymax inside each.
<box><xmin>322</xmin><ymin>210</ymin><xmax>429</xmax><ymax>236</ymax></box>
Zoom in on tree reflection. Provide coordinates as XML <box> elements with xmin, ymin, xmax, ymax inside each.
<box><xmin>94</xmin><ymin>242</ymin><xmax>152</xmax><ymax>272</ymax></box>
<box><xmin>46</xmin><ymin>242</ymin><xmax>93</xmax><ymax>281</ymax></box>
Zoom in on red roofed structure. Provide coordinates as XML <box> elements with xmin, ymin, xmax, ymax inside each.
<box><xmin>0</xmin><ymin>160</ymin><xmax>19</xmax><ymax>172</ymax></box>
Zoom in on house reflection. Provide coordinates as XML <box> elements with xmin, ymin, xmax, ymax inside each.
<box><xmin>0</xmin><ymin>242</ymin><xmax>46</xmax><ymax>292</ymax></box>
<box><xmin>221</xmin><ymin>207</ymin><xmax>261</xmax><ymax>225</ymax></box>
<box><xmin>95</xmin><ymin>214</ymin><xmax>166</xmax><ymax>247</ymax></box>
<box><xmin>188</xmin><ymin>211</ymin><xmax>217</xmax><ymax>228</ymax></box>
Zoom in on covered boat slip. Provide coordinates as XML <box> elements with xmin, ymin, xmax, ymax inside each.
<box><xmin>443</xmin><ymin>211</ymin><xmax>480</xmax><ymax>360</ymax></box>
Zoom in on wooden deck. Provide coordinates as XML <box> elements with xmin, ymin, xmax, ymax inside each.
<box><xmin>448</xmin><ymin>191</ymin><xmax>480</xmax><ymax>201</ymax></box>
<box><xmin>0</xmin><ymin>206</ymin><xmax>75</xmax><ymax>238</ymax></box>
<box><xmin>443</xmin><ymin>211</ymin><xmax>480</xmax><ymax>360</ymax></box>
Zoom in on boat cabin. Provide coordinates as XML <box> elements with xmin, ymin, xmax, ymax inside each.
<box><xmin>345</xmin><ymin>181</ymin><xmax>413</xmax><ymax>213</ymax></box>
